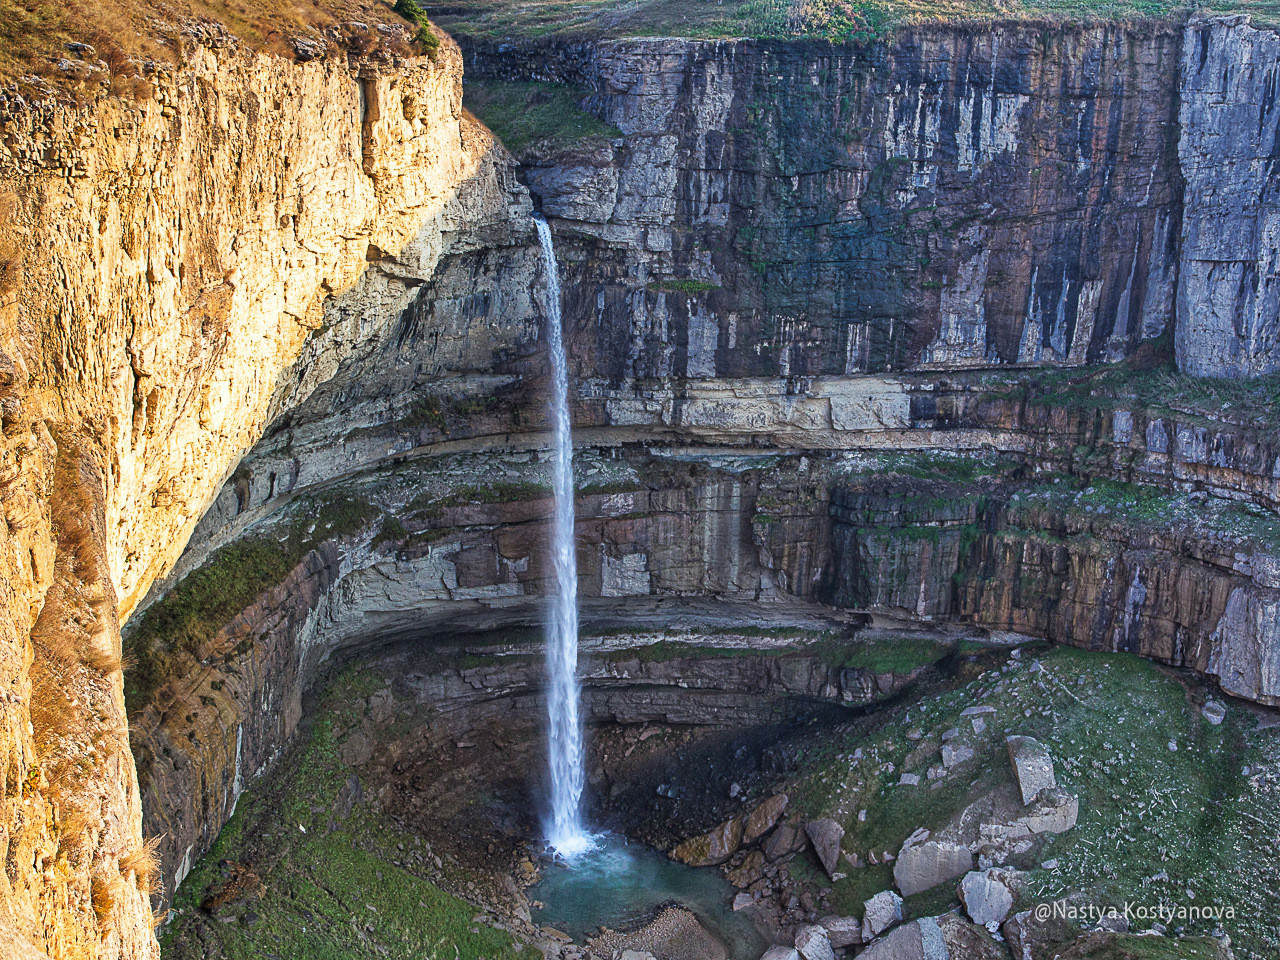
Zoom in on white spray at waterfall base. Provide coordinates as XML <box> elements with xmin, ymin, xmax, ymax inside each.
<box><xmin>536</xmin><ymin>216</ymin><xmax>596</xmax><ymax>858</ymax></box>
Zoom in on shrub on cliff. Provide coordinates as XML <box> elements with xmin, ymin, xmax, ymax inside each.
<box><xmin>393</xmin><ymin>0</ymin><xmax>440</xmax><ymax>58</ymax></box>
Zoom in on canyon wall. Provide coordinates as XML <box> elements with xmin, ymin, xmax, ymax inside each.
<box><xmin>0</xmin><ymin>25</ymin><xmax>513</xmax><ymax>959</ymax></box>
<box><xmin>1176</xmin><ymin>16</ymin><xmax>1280</xmax><ymax>377</ymax></box>
<box><xmin>2</xmin><ymin>10</ymin><xmax>1279</xmax><ymax>956</ymax></box>
<box><xmin>125</xmin><ymin>14</ymin><xmax>1280</xmax><ymax>918</ymax></box>
<box><xmin>476</xmin><ymin>23</ymin><xmax>1186</xmax><ymax>379</ymax></box>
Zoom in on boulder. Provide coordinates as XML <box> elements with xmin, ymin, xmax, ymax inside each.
<box><xmin>726</xmin><ymin>850</ymin><xmax>765</xmax><ymax>888</ymax></box>
<box><xmin>793</xmin><ymin>925</ymin><xmax>835</xmax><ymax>960</ymax></box>
<box><xmin>671</xmin><ymin>817</ymin><xmax>743</xmax><ymax>866</ymax></box>
<box><xmin>861</xmin><ymin>890</ymin><xmax>903</xmax><ymax>939</ymax></box>
<box><xmin>942</xmin><ymin>743</ymin><xmax>974</xmax><ymax>768</ymax></box>
<box><xmin>760</xmin><ymin>948</ymin><xmax>800</xmax><ymax>960</ymax></box>
<box><xmin>733</xmin><ymin>893</ymin><xmax>754</xmax><ymax>912</ymax></box>
<box><xmin>958</xmin><ymin>869</ymin><xmax>1014</xmax><ymax>926</ymax></box>
<box><xmin>857</xmin><ymin>917</ymin><xmax>949</xmax><ymax>960</ymax></box>
<box><xmin>819</xmin><ymin>915</ymin><xmax>862</xmax><ymax>949</ymax></box>
<box><xmin>935</xmin><ymin>912</ymin><xmax>1011</xmax><ymax>959</ymax></box>
<box><xmin>764</xmin><ymin>820</ymin><xmax>808</xmax><ymax>861</ymax></box>
<box><xmin>745</xmin><ymin>793</ymin><xmax>790</xmax><ymax>842</ymax></box>
<box><xmin>1006</xmin><ymin>736</ymin><xmax>1056</xmax><ymax>805</ymax></box>
<box><xmin>1019</xmin><ymin>788</ymin><xmax>1078</xmax><ymax>836</ymax></box>
<box><xmin>1002</xmin><ymin>904</ymin><xmax>1083</xmax><ymax>960</ymax></box>
<box><xmin>894</xmin><ymin>828</ymin><xmax>974</xmax><ymax>896</ymax></box>
<box><xmin>1202</xmin><ymin>700</ymin><xmax>1227</xmax><ymax>725</ymax></box>
<box><xmin>805</xmin><ymin>819</ymin><xmax>845</xmax><ymax>878</ymax></box>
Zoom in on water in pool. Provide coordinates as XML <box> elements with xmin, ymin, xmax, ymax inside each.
<box><xmin>530</xmin><ymin>834</ymin><xmax>767</xmax><ymax>960</ymax></box>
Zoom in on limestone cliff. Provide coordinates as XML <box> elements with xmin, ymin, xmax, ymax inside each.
<box><xmin>0</xmin><ymin>25</ymin><xmax>513</xmax><ymax>959</ymax></box>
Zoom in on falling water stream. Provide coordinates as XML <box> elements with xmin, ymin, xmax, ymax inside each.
<box><xmin>536</xmin><ymin>216</ymin><xmax>594</xmax><ymax>858</ymax></box>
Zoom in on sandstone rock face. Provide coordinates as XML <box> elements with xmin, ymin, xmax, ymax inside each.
<box><xmin>1176</xmin><ymin>17</ymin><xmax>1280</xmax><ymax>377</ymax></box>
<box><xmin>0</xmin><ymin>23</ymin><xmax>514</xmax><ymax>958</ymax></box>
<box><xmin>744</xmin><ymin>793</ymin><xmax>789</xmax><ymax>843</ymax></box>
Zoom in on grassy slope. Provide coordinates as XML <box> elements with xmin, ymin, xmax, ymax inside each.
<box><xmin>781</xmin><ymin>645</ymin><xmax>1280</xmax><ymax>958</ymax></box>
<box><xmin>162</xmin><ymin>669</ymin><xmax>523</xmax><ymax>960</ymax></box>
<box><xmin>424</xmin><ymin>0</ymin><xmax>1279</xmax><ymax>43</ymax></box>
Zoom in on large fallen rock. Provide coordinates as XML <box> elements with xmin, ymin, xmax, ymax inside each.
<box><xmin>819</xmin><ymin>915</ymin><xmax>862</xmax><ymax>949</ymax></box>
<box><xmin>1006</xmin><ymin>736</ymin><xmax>1057</xmax><ymax>805</ymax></box>
<box><xmin>861</xmin><ymin>914</ymin><xmax>1007</xmax><ymax>960</ymax></box>
<box><xmin>805</xmin><ymin>819</ymin><xmax>845</xmax><ymax>878</ymax></box>
<box><xmin>958</xmin><ymin>869</ymin><xmax>1014</xmax><ymax>926</ymax></box>
<box><xmin>763</xmin><ymin>820</ymin><xmax>808</xmax><ymax>861</ymax></box>
<box><xmin>935</xmin><ymin>912</ymin><xmax>1011</xmax><ymax>960</ymax></box>
<box><xmin>671</xmin><ymin>817</ymin><xmax>743</xmax><ymax>866</ymax></box>
<box><xmin>745</xmin><ymin>794</ymin><xmax>789</xmax><ymax>842</ymax></box>
<box><xmin>793</xmin><ymin>924</ymin><xmax>835</xmax><ymax>960</ymax></box>
<box><xmin>894</xmin><ymin>828</ymin><xmax>974</xmax><ymax>896</ymax></box>
<box><xmin>861</xmin><ymin>890</ymin><xmax>903</xmax><ymax>939</ymax></box>
<box><xmin>857</xmin><ymin>917</ymin><xmax>949</xmax><ymax>960</ymax></box>
<box><xmin>760</xmin><ymin>948</ymin><xmax>800</xmax><ymax>960</ymax></box>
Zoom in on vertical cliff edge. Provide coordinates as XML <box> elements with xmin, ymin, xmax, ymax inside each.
<box><xmin>0</xmin><ymin>26</ymin><xmax>519</xmax><ymax>959</ymax></box>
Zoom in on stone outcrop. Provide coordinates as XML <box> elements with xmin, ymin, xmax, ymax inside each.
<box><xmin>1176</xmin><ymin>16</ymin><xmax>1280</xmax><ymax>377</ymax></box>
<box><xmin>0</xmin><ymin>23</ymin><xmax>516</xmax><ymax>959</ymax></box>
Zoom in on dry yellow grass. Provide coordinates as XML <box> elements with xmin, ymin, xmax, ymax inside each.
<box><xmin>119</xmin><ymin>836</ymin><xmax>162</xmax><ymax>895</ymax></box>
<box><xmin>0</xmin><ymin>0</ymin><xmax>426</xmax><ymax>91</ymax></box>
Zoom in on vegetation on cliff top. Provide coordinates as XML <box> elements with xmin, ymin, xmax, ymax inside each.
<box><xmin>0</xmin><ymin>0</ymin><xmax>438</xmax><ymax>93</ymax></box>
<box><xmin>424</xmin><ymin>0</ymin><xmax>1278</xmax><ymax>43</ymax></box>
<box><xmin>464</xmin><ymin>79</ymin><xmax>622</xmax><ymax>154</ymax></box>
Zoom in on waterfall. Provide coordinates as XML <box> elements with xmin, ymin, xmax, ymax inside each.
<box><xmin>536</xmin><ymin>216</ymin><xmax>594</xmax><ymax>858</ymax></box>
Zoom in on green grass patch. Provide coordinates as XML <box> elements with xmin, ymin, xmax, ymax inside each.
<box><xmin>124</xmin><ymin>493</ymin><xmax>380</xmax><ymax>714</ymax></box>
<box><xmin>162</xmin><ymin>669</ymin><xmax>521</xmax><ymax>960</ymax></box>
<box><xmin>465</xmin><ymin>80</ymin><xmax>621</xmax><ymax>155</ymax></box>
<box><xmin>780</xmin><ymin>644</ymin><xmax>1280</xmax><ymax>954</ymax></box>
<box><xmin>393</xmin><ymin>0</ymin><xmax>441</xmax><ymax>57</ymax></box>
<box><xmin>811</xmin><ymin>636</ymin><xmax>953</xmax><ymax>675</ymax></box>
<box><xmin>653</xmin><ymin>279</ymin><xmax>721</xmax><ymax>295</ymax></box>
